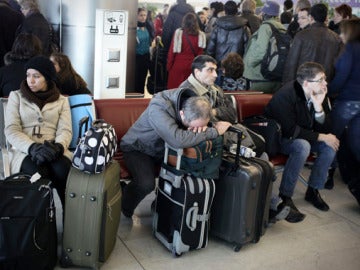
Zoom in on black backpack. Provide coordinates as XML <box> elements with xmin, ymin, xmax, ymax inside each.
<box><xmin>261</xmin><ymin>22</ymin><xmax>291</xmax><ymax>81</ymax></box>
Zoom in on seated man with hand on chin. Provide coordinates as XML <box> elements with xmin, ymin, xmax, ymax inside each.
<box><xmin>265</xmin><ymin>62</ymin><xmax>339</xmax><ymax>223</ymax></box>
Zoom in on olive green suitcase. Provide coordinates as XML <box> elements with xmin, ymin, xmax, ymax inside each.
<box><xmin>61</xmin><ymin>161</ymin><xmax>121</xmax><ymax>270</ymax></box>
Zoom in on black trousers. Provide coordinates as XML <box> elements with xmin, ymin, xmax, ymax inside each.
<box><xmin>122</xmin><ymin>151</ymin><xmax>162</xmax><ymax>215</ymax></box>
<box><xmin>20</xmin><ymin>155</ymin><xmax>71</xmax><ymax>205</ymax></box>
<box><xmin>135</xmin><ymin>53</ymin><xmax>150</xmax><ymax>94</ymax></box>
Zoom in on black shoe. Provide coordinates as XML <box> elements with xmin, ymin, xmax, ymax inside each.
<box><xmin>279</xmin><ymin>194</ymin><xmax>306</xmax><ymax>223</ymax></box>
<box><xmin>325</xmin><ymin>168</ymin><xmax>335</xmax><ymax>190</ymax></box>
<box><xmin>305</xmin><ymin>187</ymin><xmax>330</xmax><ymax>211</ymax></box>
<box><xmin>269</xmin><ymin>204</ymin><xmax>291</xmax><ymax>224</ymax></box>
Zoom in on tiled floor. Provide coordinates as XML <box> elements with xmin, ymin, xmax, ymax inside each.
<box><xmin>55</xmin><ymin>168</ymin><xmax>360</xmax><ymax>270</ymax></box>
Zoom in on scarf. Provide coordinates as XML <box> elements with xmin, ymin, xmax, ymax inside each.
<box><xmin>137</xmin><ymin>21</ymin><xmax>146</xmax><ymax>28</ymax></box>
<box><xmin>172</xmin><ymin>29</ymin><xmax>207</xmax><ymax>53</ymax></box>
<box><xmin>20</xmin><ymin>80</ymin><xmax>60</xmax><ymax>110</ymax></box>
<box><xmin>188</xmin><ymin>74</ymin><xmax>218</xmax><ymax>106</ymax></box>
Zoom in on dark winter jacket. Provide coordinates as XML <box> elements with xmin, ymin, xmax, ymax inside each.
<box><xmin>265</xmin><ymin>80</ymin><xmax>332</xmax><ymax>142</ymax></box>
<box><xmin>240</xmin><ymin>11</ymin><xmax>261</xmax><ymax>34</ymax></box>
<box><xmin>162</xmin><ymin>3</ymin><xmax>195</xmax><ymax>50</ymax></box>
<box><xmin>0</xmin><ymin>59</ymin><xmax>27</xmax><ymax>97</ymax></box>
<box><xmin>207</xmin><ymin>15</ymin><xmax>250</xmax><ymax>62</ymax></box>
<box><xmin>16</xmin><ymin>11</ymin><xmax>52</xmax><ymax>56</ymax></box>
<box><xmin>283</xmin><ymin>22</ymin><xmax>343</xmax><ymax>83</ymax></box>
<box><xmin>120</xmin><ymin>88</ymin><xmax>218</xmax><ymax>158</ymax></box>
<box><xmin>329</xmin><ymin>42</ymin><xmax>360</xmax><ymax>101</ymax></box>
<box><xmin>0</xmin><ymin>1</ymin><xmax>23</xmax><ymax>67</ymax></box>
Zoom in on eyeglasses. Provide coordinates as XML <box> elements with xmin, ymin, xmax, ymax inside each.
<box><xmin>307</xmin><ymin>76</ymin><xmax>327</xmax><ymax>83</ymax></box>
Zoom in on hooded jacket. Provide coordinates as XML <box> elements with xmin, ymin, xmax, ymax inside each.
<box><xmin>207</xmin><ymin>15</ymin><xmax>250</xmax><ymax>62</ymax></box>
<box><xmin>120</xmin><ymin>88</ymin><xmax>219</xmax><ymax>158</ymax></box>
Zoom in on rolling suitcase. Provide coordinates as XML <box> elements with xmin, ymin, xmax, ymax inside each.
<box><xmin>60</xmin><ymin>161</ymin><xmax>121</xmax><ymax>270</ymax></box>
<box><xmin>0</xmin><ymin>173</ymin><xmax>57</xmax><ymax>270</ymax></box>
<box><xmin>210</xmin><ymin>126</ymin><xmax>275</xmax><ymax>251</ymax></box>
<box><xmin>153</xmin><ymin>143</ymin><xmax>215</xmax><ymax>256</ymax></box>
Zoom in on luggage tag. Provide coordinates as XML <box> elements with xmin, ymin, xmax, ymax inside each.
<box><xmin>30</xmin><ymin>172</ymin><xmax>41</xmax><ymax>183</ymax></box>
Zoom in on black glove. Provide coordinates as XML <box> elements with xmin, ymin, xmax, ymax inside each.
<box><xmin>29</xmin><ymin>143</ymin><xmax>56</xmax><ymax>165</ymax></box>
<box><xmin>44</xmin><ymin>141</ymin><xmax>64</xmax><ymax>158</ymax></box>
<box><xmin>28</xmin><ymin>143</ymin><xmax>42</xmax><ymax>158</ymax></box>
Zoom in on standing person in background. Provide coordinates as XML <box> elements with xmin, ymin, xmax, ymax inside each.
<box><xmin>243</xmin><ymin>1</ymin><xmax>286</xmax><ymax>93</ymax></box>
<box><xmin>296</xmin><ymin>7</ymin><xmax>311</xmax><ymax>33</ymax></box>
<box><xmin>17</xmin><ymin>0</ymin><xmax>54</xmax><ymax>56</ymax></box>
<box><xmin>162</xmin><ymin>0</ymin><xmax>195</xmax><ymax>59</ymax></box>
<box><xmin>282</xmin><ymin>3</ymin><xmax>343</xmax><ymax>84</ymax></box>
<box><xmin>162</xmin><ymin>4</ymin><xmax>169</xmax><ymax>22</ymax></box>
<box><xmin>135</xmin><ymin>8</ymin><xmax>154</xmax><ymax>94</ymax></box>
<box><xmin>0</xmin><ymin>0</ymin><xmax>23</xmax><ymax>67</ymax></box>
<box><xmin>329</xmin><ymin>4</ymin><xmax>352</xmax><ymax>35</ymax></box>
<box><xmin>0</xmin><ymin>33</ymin><xmax>42</xmax><ymax>97</ymax></box>
<box><xmin>4</xmin><ymin>55</ymin><xmax>72</xmax><ymax>204</ymax></box>
<box><xmin>197</xmin><ymin>11</ymin><xmax>207</xmax><ymax>31</ymax></box>
<box><xmin>239</xmin><ymin>0</ymin><xmax>261</xmax><ymax>34</ymax></box>
<box><xmin>154</xmin><ymin>12</ymin><xmax>165</xmax><ymax>37</ymax></box>
<box><xmin>50</xmin><ymin>52</ymin><xmax>91</xmax><ymax>96</ymax></box>
<box><xmin>205</xmin><ymin>1</ymin><xmax>224</xmax><ymax>42</ymax></box>
<box><xmin>167</xmin><ymin>13</ymin><xmax>206</xmax><ymax>89</ymax></box>
<box><xmin>287</xmin><ymin>0</ymin><xmax>311</xmax><ymax>38</ymax></box>
<box><xmin>207</xmin><ymin>0</ymin><xmax>250</xmax><ymax>63</ymax></box>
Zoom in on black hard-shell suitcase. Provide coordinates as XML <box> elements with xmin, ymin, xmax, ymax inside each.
<box><xmin>0</xmin><ymin>173</ymin><xmax>57</xmax><ymax>270</ymax></box>
<box><xmin>210</xmin><ymin>126</ymin><xmax>275</xmax><ymax>251</ymax></box>
<box><xmin>153</xmin><ymin>143</ymin><xmax>215</xmax><ymax>256</ymax></box>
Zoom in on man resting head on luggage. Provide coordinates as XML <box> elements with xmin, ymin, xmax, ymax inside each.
<box><xmin>120</xmin><ymin>88</ymin><xmax>232</xmax><ymax>218</ymax></box>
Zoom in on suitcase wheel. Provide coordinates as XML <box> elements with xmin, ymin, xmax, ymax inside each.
<box><xmin>171</xmin><ymin>247</ymin><xmax>182</xmax><ymax>257</ymax></box>
<box><xmin>233</xmin><ymin>244</ymin><xmax>242</xmax><ymax>252</ymax></box>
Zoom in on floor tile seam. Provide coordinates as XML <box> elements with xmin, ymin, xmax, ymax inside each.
<box><xmin>330</xmin><ymin>208</ymin><xmax>360</xmax><ymax>227</ymax></box>
<box><xmin>117</xmin><ymin>235</ymin><xmax>147</xmax><ymax>270</ymax></box>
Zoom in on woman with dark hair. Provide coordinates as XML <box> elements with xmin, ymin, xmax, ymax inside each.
<box><xmin>0</xmin><ymin>33</ymin><xmax>42</xmax><ymax>97</ymax></box>
<box><xmin>166</xmin><ymin>12</ymin><xmax>206</xmax><ymax>89</ymax></box>
<box><xmin>4</xmin><ymin>55</ymin><xmax>72</xmax><ymax>204</ymax></box>
<box><xmin>50</xmin><ymin>52</ymin><xmax>91</xmax><ymax>96</ymax></box>
<box><xmin>329</xmin><ymin>4</ymin><xmax>352</xmax><ymax>35</ymax></box>
<box><xmin>135</xmin><ymin>7</ymin><xmax>154</xmax><ymax>93</ymax></box>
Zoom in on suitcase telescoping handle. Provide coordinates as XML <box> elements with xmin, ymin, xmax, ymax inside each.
<box><xmin>161</xmin><ymin>143</ymin><xmax>184</xmax><ymax>188</ymax></box>
<box><xmin>227</xmin><ymin>125</ymin><xmax>243</xmax><ymax>169</ymax></box>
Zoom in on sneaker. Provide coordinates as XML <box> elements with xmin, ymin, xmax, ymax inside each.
<box><xmin>305</xmin><ymin>187</ymin><xmax>330</xmax><ymax>211</ymax></box>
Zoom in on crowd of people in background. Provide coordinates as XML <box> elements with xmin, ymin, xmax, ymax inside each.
<box><xmin>0</xmin><ymin>0</ymin><xmax>359</xmax><ymax>211</ymax></box>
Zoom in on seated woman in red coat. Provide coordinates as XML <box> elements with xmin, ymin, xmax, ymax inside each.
<box><xmin>167</xmin><ymin>12</ymin><xmax>206</xmax><ymax>89</ymax></box>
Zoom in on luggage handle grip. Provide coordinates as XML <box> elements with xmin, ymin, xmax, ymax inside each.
<box><xmin>164</xmin><ymin>142</ymin><xmax>183</xmax><ymax>170</ymax></box>
<box><xmin>227</xmin><ymin>126</ymin><xmax>243</xmax><ymax>169</ymax></box>
<box><xmin>186</xmin><ymin>203</ymin><xmax>199</xmax><ymax>231</ymax></box>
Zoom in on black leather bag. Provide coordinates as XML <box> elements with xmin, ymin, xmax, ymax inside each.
<box><xmin>243</xmin><ymin>115</ymin><xmax>282</xmax><ymax>158</ymax></box>
<box><xmin>0</xmin><ymin>173</ymin><xmax>57</xmax><ymax>270</ymax></box>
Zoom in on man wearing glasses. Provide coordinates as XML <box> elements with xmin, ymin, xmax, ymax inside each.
<box><xmin>265</xmin><ymin>62</ymin><xmax>339</xmax><ymax>223</ymax></box>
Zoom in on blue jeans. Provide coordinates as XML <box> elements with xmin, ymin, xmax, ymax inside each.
<box><xmin>279</xmin><ymin>138</ymin><xmax>336</xmax><ymax>197</ymax></box>
<box><xmin>332</xmin><ymin>101</ymin><xmax>360</xmax><ymax>139</ymax></box>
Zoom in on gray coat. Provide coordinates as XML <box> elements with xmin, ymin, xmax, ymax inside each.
<box><xmin>4</xmin><ymin>90</ymin><xmax>72</xmax><ymax>173</ymax></box>
<box><xmin>120</xmin><ymin>88</ymin><xmax>219</xmax><ymax>158</ymax></box>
